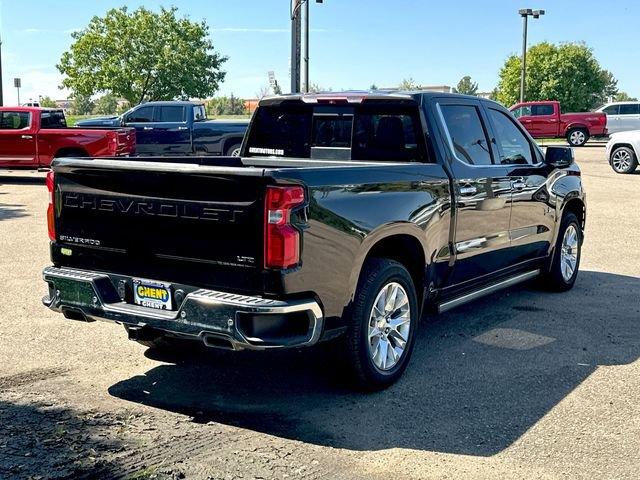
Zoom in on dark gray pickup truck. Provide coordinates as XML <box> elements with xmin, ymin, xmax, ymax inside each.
<box><xmin>42</xmin><ymin>91</ymin><xmax>586</xmax><ymax>389</ymax></box>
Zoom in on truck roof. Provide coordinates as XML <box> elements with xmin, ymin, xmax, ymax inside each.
<box><xmin>0</xmin><ymin>106</ymin><xmax>63</xmax><ymax>112</ymax></box>
<box><xmin>138</xmin><ymin>100</ymin><xmax>204</xmax><ymax>107</ymax></box>
<box><xmin>258</xmin><ymin>90</ymin><xmax>494</xmax><ymax>106</ymax></box>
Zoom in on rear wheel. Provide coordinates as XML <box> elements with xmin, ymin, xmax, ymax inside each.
<box><xmin>567</xmin><ymin>128</ymin><xmax>589</xmax><ymax>147</ymax></box>
<box><xmin>342</xmin><ymin>258</ymin><xmax>418</xmax><ymax>390</ymax></box>
<box><xmin>610</xmin><ymin>146</ymin><xmax>638</xmax><ymax>174</ymax></box>
<box><xmin>225</xmin><ymin>143</ymin><xmax>242</xmax><ymax>157</ymax></box>
<box><xmin>540</xmin><ymin>212</ymin><xmax>582</xmax><ymax>292</ymax></box>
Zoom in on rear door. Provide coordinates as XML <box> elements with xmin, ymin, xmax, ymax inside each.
<box><xmin>151</xmin><ymin>105</ymin><xmax>192</xmax><ymax>154</ymax></box>
<box><xmin>528</xmin><ymin>103</ymin><xmax>558</xmax><ymax>137</ymax></box>
<box><xmin>123</xmin><ymin>105</ymin><xmax>156</xmax><ymax>154</ymax></box>
<box><xmin>435</xmin><ymin>98</ymin><xmax>513</xmax><ymax>286</ymax></box>
<box><xmin>0</xmin><ymin>111</ymin><xmax>37</xmax><ymax>166</ymax></box>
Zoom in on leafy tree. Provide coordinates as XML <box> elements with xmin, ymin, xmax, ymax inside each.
<box><xmin>496</xmin><ymin>42</ymin><xmax>618</xmax><ymax>112</ymax></box>
<box><xmin>68</xmin><ymin>94</ymin><xmax>95</xmax><ymax>115</ymax></box>
<box><xmin>369</xmin><ymin>83</ymin><xmax>378</xmax><ymax>90</ymax></box>
<box><xmin>208</xmin><ymin>94</ymin><xmax>247</xmax><ymax>116</ymax></box>
<box><xmin>614</xmin><ymin>91</ymin><xmax>638</xmax><ymax>102</ymax></box>
<box><xmin>272</xmin><ymin>81</ymin><xmax>282</xmax><ymax>95</ymax></box>
<box><xmin>398</xmin><ymin>78</ymin><xmax>418</xmax><ymax>90</ymax></box>
<box><xmin>93</xmin><ymin>93</ymin><xmax>119</xmax><ymax>115</ymax></box>
<box><xmin>309</xmin><ymin>83</ymin><xmax>332</xmax><ymax>93</ymax></box>
<box><xmin>40</xmin><ymin>96</ymin><xmax>57</xmax><ymax>108</ymax></box>
<box><xmin>57</xmin><ymin>6</ymin><xmax>227</xmax><ymax>105</ymax></box>
<box><xmin>454</xmin><ymin>75</ymin><xmax>478</xmax><ymax>95</ymax></box>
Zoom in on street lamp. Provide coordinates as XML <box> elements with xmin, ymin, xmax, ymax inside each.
<box><xmin>291</xmin><ymin>0</ymin><xmax>324</xmax><ymax>93</ymax></box>
<box><xmin>519</xmin><ymin>8</ymin><xmax>545</xmax><ymax>103</ymax></box>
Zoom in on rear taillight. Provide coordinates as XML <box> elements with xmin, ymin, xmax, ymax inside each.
<box><xmin>108</xmin><ymin>131</ymin><xmax>119</xmax><ymax>153</ymax></box>
<box><xmin>46</xmin><ymin>170</ymin><xmax>56</xmax><ymax>241</ymax></box>
<box><xmin>264</xmin><ymin>186</ymin><xmax>305</xmax><ymax>269</ymax></box>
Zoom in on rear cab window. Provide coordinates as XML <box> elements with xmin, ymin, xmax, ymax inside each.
<box><xmin>531</xmin><ymin>104</ymin><xmax>554</xmax><ymax>116</ymax></box>
<box><xmin>245</xmin><ymin>101</ymin><xmax>428</xmax><ymax>162</ymax></box>
<box><xmin>157</xmin><ymin>106</ymin><xmax>186</xmax><ymax>123</ymax></box>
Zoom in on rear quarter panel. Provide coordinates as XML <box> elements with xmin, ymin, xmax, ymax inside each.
<box><xmin>37</xmin><ymin>129</ymin><xmax>115</xmax><ymax>164</ymax></box>
<box><xmin>560</xmin><ymin>112</ymin><xmax>607</xmax><ymax>136</ymax></box>
<box><xmin>271</xmin><ymin>163</ymin><xmax>452</xmax><ymax>321</ymax></box>
<box><xmin>192</xmin><ymin>121</ymin><xmax>248</xmax><ymax>154</ymax></box>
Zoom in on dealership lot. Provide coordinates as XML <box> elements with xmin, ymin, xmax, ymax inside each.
<box><xmin>0</xmin><ymin>147</ymin><xmax>638</xmax><ymax>479</ymax></box>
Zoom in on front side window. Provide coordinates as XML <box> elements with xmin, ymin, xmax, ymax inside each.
<box><xmin>619</xmin><ymin>103</ymin><xmax>640</xmax><ymax>115</ymax></box>
<box><xmin>126</xmin><ymin>106</ymin><xmax>154</xmax><ymax>123</ymax></box>
<box><xmin>0</xmin><ymin>111</ymin><xmax>31</xmax><ymax>130</ymax></box>
<box><xmin>440</xmin><ymin>104</ymin><xmax>492</xmax><ymax>165</ymax></box>
<box><xmin>157</xmin><ymin>106</ymin><xmax>186</xmax><ymax>122</ymax></box>
<box><xmin>602</xmin><ymin>105</ymin><xmax>619</xmax><ymax>115</ymax></box>
<box><xmin>487</xmin><ymin>108</ymin><xmax>534</xmax><ymax>165</ymax></box>
<box><xmin>512</xmin><ymin>106</ymin><xmax>531</xmax><ymax>118</ymax></box>
<box><xmin>531</xmin><ymin>104</ymin><xmax>554</xmax><ymax>116</ymax></box>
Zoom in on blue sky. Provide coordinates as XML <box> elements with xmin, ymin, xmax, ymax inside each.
<box><xmin>0</xmin><ymin>0</ymin><xmax>638</xmax><ymax>105</ymax></box>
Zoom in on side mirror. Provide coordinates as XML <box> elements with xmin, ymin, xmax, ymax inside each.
<box><xmin>544</xmin><ymin>146</ymin><xmax>574</xmax><ymax>168</ymax></box>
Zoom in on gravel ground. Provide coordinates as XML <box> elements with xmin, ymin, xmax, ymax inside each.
<box><xmin>0</xmin><ymin>146</ymin><xmax>638</xmax><ymax>479</ymax></box>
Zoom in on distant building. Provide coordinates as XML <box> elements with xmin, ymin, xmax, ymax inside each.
<box><xmin>55</xmin><ymin>99</ymin><xmax>72</xmax><ymax>110</ymax></box>
<box><xmin>245</xmin><ymin>99</ymin><xmax>259</xmax><ymax>113</ymax></box>
<box><xmin>382</xmin><ymin>84</ymin><xmax>454</xmax><ymax>93</ymax></box>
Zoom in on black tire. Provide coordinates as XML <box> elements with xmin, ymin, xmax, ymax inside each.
<box><xmin>566</xmin><ymin>128</ymin><xmax>589</xmax><ymax>147</ymax></box>
<box><xmin>610</xmin><ymin>146</ymin><xmax>638</xmax><ymax>174</ymax></box>
<box><xmin>540</xmin><ymin>212</ymin><xmax>582</xmax><ymax>292</ymax></box>
<box><xmin>225</xmin><ymin>142</ymin><xmax>242</xmax><ymax>157</ymax></box>
<box><xmin>342</xmin><ymin>258</ymin><xmax>419</xmax><ymax>390</ymax></box>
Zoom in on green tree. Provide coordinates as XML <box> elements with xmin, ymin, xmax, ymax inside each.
<box><xmin>614</xmin><ymin>91</ymin><xmax>638</xmax><ymax>102</ymax></box>
<box><xmin>369</xmin><ymin>83</ymin><xmax>378</xmax><ymax>90</ymax></box>
<box><xmin>398</xmin><ymin>78</ymin><xmax>418</xmax><ymax>90</ymax></box>
<box><xmin>496</xmin><ymin>42</ymin><xmax>618</xmax><ymax>112</ymax></box>
<box><xmin>68</xmin><ymin>94</ymin><xmax>95</xmax><ymax>115</ymax></box>
<box><xmin>57</xmin><ymin>6</ymin><xmax>227</xmax><ymax>105</ymax></box>
<box><xmin>40</xmin><ymin>96</ymin><xmax>57</xmax><ymax>108</ymax></box>
<box><xmin>207</xmin><ymin>94</ymin><xmax>247</xmax><ymax>116</ymax></box>
<box><xmin>93</xmin><ymin>93</ymin><xmax>119</xmax><ymax>115</ymax></box>
<box><xmin>454</xmin><ymin>75</ymin><xmax>478</xmax><ymax>95</ymax></box>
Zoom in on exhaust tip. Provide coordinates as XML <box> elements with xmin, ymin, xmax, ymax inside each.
<box><xmin>202</xmin><ymin>334</ymin><xmax>237</xmax><ymax>351</ymax></box>
<box><xmin>61</xmin><ymin>307</ymin><xmax>92</xmax><ymax>322</ymax></box>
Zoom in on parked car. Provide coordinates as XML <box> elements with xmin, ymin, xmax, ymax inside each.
<box><xmin>595</xmin><ymin>102</ymin><xmax>640</xmax><ymax>134</ymax></box>
<box><xmin>75</xmin><ymin>101</ymin><xmax>248</xmax><ymax>156</ymax></box>
<box><xmin>0</xmin><ymin>107</ymin><xmax>135</xmax><ymax>169</ymax></box>
<box><xmin>42</xmin><ymin>92</ymin><xmax>585</xmax><ymax>389</ymax></box>
<box><xmin>510</xmin><ymin>100</ymin><xmax>607</xmax><ymax>147</ymax></box>
<box><xmin>606</xmin><ymin>130</ymin><xmax>639</xmax><ymax>174</ymax></box>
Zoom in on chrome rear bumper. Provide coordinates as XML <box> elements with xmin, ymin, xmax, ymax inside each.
<box><xmin>42</xmin><ymin>266</ymin><xmax>323</xmax><ymax>350</ymax></box>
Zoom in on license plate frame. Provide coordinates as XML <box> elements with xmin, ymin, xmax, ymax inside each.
<box><xmin>132</xmin><ymin>278</ymin><xmax>173</xmax><ymax>311</ymax></box>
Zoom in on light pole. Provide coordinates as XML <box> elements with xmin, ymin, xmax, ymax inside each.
<box><xmin>519</xmin><ymin>8</ymin><xmax>544</xmax><ymax>103</ymax></box>
<box><xmin>291</xmin><ymin>0</ymin><xmax>323</xmax><ymax>93</ymax></box>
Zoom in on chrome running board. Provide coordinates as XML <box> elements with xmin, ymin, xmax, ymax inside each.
<box><xmin>437</xmin><ymin>270</ymin><xmax>540</xmax><ymax>314</ymax></box>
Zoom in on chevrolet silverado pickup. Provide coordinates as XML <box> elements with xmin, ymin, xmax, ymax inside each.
<box><xmin>42</xmin><ymin>92</ymin><xmax>586</xmax><ymax>389</ymax></box>
<box><xmin>75</xmin><ymin>101</ymin><xmax>248</xmax><ymax>156</ymax></box>
<box><xmin>510</xmin><ymin>100</ymin><xmax>607</xmax><ymax>147</ymax></box>
<box><xmin>0</xmin><ymin>107</ymin><xmax>135</xmax><ymax>168</ymax></box>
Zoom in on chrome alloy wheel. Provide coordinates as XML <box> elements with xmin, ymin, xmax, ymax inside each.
<box><xmin>367</xmin><ymin>282</ymin><xmax>411</xmax><ymax>371</ymax></box>
<box><xmin>560</xmin><ymin>225</ymin><xmax>579</xmax><ymax>281</ymax></box>
<box><xmin>612</xmin><ymin>149</ymin><xmax>632</xmax><ymax>172</ymax></box>
<box><xmin>230</xmin><ymin>147</ymin><xmax>241</xmax><ymax>157</ymax></box>
<box><xmin>570</xmin><ymin>130</ymin><xmax>586</xmax><ymax>146</ymax></box>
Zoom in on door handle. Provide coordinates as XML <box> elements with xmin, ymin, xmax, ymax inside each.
<box><xmin>177</xmin><ymin>126</ymin><xmax>188</xmax><ymax>131</ymax></box>
<box><xmin>143</xmin><ymin>126</ymin><xmax>154</xmax><ymax>131</ymax></box>
<box><xmin>459</xmin><ymin>185</ymin><xmax>477</xmax><ymax>196</ymax></box>
<box><xmin>21</xmin><ymin>135</ymin><xmax>33</xmax><ymax>140</ymax></box>
<box><xmin>512</xmin><ymin>180</ymin><xmax>527</xmax><ymax>190</ymax></box>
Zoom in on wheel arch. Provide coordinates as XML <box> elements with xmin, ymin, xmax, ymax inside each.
<box><xmin>54</xmin><ymin>147</ymin><xmax>89</xmax><ymax>158</ymax></box>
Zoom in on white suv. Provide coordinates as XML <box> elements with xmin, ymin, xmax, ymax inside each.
<box><xmin>596</xmin><ymin>102</ymin><xmax>640</xmax><ymax>134</ymax></box>
<box><xmin>606</xmin><ymin>130</ymin><xmax>639</xmax><ymax>174</ymax></box>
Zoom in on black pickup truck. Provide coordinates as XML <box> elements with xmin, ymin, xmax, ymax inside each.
<box><xmin>42</xmin><ymin>92</ymin><xmax>586</xmax><ymax>389</ymax></box>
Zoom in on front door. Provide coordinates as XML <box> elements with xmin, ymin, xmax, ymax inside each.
<box><xmin>123</xmin><ymin>105</ymin><xmax>156</xmax><ymax>155</ymax></box>
<box><xmin>151</xmin><ymin>105</ymin><xmax>192</xmax><ymax>154</ymax></box>
<box><xmin>435</xmin><ymin>99</ymin><xmax>513</xmax><ymax>286</ymax></box>
<box><xmin>0</xmin><ymin>111</ymin><xmax>37</xmax><ymax>167</ymax></box>
<box><xmin>484</xmin><ymin>105</ymin><xmax>555</xmax><ymax>264</ymax></box>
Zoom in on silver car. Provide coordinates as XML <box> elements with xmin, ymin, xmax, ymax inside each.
<box><xmin>596</xmin><ymin>102</ymin><xmax>640</xmax><ymax>134</ymax></box>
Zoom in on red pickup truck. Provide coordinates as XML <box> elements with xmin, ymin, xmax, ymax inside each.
<box><xmin>0</xmin><ymin>107</ymin><xmax>135</xmax><ymax>168</ymax></box>
<box><xmin>510</xmin><ymin>101</ymin><xmax>607</xmax><ymax>147</ymax></box>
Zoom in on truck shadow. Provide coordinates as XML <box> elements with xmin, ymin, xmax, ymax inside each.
<box><xmin>0</xmin><ymin>202</ymin><xmax>28</xmax><ymax>221</ymax></box>
<box><xmin>0</xmin><ymin>174</ymin><xmax>46</xmax><ymax>186</ymax></box>
<box><xmin>108</xmin><ymin>270</ymin><xmax>640</xmax><ymax>456</ymax></box>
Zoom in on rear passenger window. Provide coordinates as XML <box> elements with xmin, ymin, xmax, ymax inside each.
<box><xmin>158</xmin><ymin>106</ymin><xmax>186</xmax><ymax>122</ymax></box>
<box><xmin>352</xmin><ymin>110</ymin><xmax>423</xmax><ymax>161</ymax></box>
<box><xmin>619</xmin><ymin>104</ymin><xmax>640</xmax><ymax>115</ymax></box>
<box><xmin>531</xmin><ymin>104</ymin><xmax>554</xmax><ymax>116</ymax></box>
<box><xmin>487</xmin><ymin>108</ymin><xmax>534</xmax><ymax>165</ymax></box>
<box><xmin>40</xmin><ymin>111</ymin><xmax>67</xmax><ymax>128</ymax></box>
<box><xmin>440</xmin><ymin>104</ymin><xmax>492</xmax><ymax>165</ymax></box>
<box><xmin>0</xmin><ymin>111</ymin><xmax>30</xmax><ymax>129</ymax></box>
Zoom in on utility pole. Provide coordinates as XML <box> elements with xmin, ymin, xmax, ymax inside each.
<box><xmin>302</xmin><ymin>0</ymin><xmax>309</xmax><ymax>93</ymax></box>
<box><xmin>290</xmin><ymin>0</ymin><xmax>302</xmax><ymax>93</ymax></box>
<box><xmin>0</xmin><ymin>34</ymin><xmax>3</xmax><ymax>106</ymax></box>
<box><xmin>519</xmin><ymin>8</ymin><xmax>545</xmax><ymax>103</ymax></box>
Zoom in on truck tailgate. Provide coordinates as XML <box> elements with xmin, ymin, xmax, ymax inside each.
<box><xmin>51</xmin><ymin>158</ymin><xmax>269</xmax><ymax>292</ymax></box>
